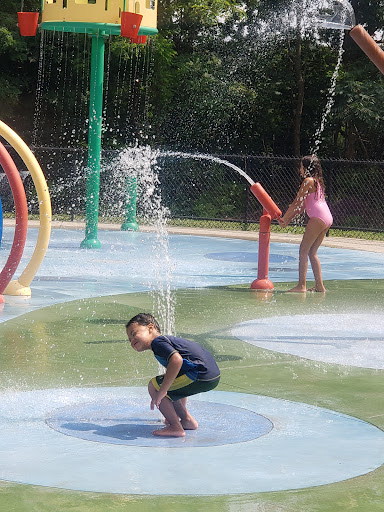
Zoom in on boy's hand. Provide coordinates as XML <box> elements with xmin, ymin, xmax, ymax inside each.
<box><xmin>150</xmin><ymin>353</ymin><xmax>183</xmax><ymax>409</ymax></box>
<box><xmin>150</xmin><ymin>389</ymin><xmax>167</xmax><ymax>409</ymax></box>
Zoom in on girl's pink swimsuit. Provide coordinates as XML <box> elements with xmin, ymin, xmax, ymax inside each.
<box><xmin>304</xmin><ymin>189</ymin><xmax>333</xmax><ymax>228</ymax></box>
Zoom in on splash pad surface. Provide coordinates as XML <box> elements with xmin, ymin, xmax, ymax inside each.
<box><xmin>1</xmin><ymin>387</ymin><xmax>383</xmax><ymax>495</ymax></box>
<box><xmin>1</xmin><ymin>226</ymin><xmax>384</xmax><ymax>323</ymax></box>
<box><xmin>232</xmin><ymin>313</ymin><xmax>384</xmax><ymax>369</ymax></box>
<box><xmin>0</xmin><ymin>228</ymin><xmax>384</xmax><ymax>509</ymax></box>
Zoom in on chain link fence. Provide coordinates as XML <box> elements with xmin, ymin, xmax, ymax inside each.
<box><xmin>157</xmin><ymin>154</ymin><xmax>384</xmax><ymax>240</ymax></box>
<box><xmin>1</xmin><ymin>147</ymin><xmax>384</xmax><ymax>240</ymax></box>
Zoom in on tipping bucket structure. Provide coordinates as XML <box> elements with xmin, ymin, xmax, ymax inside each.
<box><xmin>17</xmin><ymin>0</ymin><xmax>158</xmax><ymax>248</ymax></box>
<box><xmin>17</xmin><ymin>12</ymin><xmax>39</xmax><ymax>36</ymax></box>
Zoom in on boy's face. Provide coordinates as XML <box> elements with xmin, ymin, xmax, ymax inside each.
<box><xmin>126</xmin><ymin>322</ymin><xmax>156</xmax><ymax>352</ymax></box>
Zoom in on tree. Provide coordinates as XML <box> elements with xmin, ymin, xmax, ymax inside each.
<box><xmin>324</xmin><ymin>0</ymin><xmax>384</xmax><ymax>158</ymax></box>
<box><xmin>0</xmin><ymin>0</ymin><xmax>40</xmax><ymax>138</ymax></box>
<box><xmin>1</xmin><ymin>0</ymin><xmax>384</xmax><ymax>159</ymax></box>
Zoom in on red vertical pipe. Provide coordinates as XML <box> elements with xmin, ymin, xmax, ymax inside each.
<box><xmin>249</xmin><ymin>182</ymin><xmax>281</xmax><ymax>290</ymax></box>
<box><xmin>0</xmin><ymin>142</ymin><xmax>28</xmax><ymax>298</ymax></box>
<box><xmin>251</xmin><ymin>211</ymin><xmax>274</xmax><ymax>290</ymax></box>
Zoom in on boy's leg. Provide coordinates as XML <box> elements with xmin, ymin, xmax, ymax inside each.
<box><xmin>173</xmin><ymin>397</ymin><xmax>198</xmax><ymax>430</ymax></box>
<box><xmin>148</xmin><ymin>380</ymin><xmax>185</xmax><ymax>437</ymax></box>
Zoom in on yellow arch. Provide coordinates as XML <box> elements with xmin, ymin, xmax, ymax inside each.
<box><xmin>0</xmin><ymin>120</ymin><xmax>52</xmax><ymax>296</ymax></box>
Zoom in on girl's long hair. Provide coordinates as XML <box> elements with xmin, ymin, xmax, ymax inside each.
<box><xmin>301</xmin><ymin>155</ymin><xmax>325</xmax><ymax>197</ymax></box>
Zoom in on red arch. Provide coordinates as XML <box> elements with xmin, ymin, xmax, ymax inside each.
<box><xmin>0</xmin><ymin>141</ymin><xmax>28</xmax><ymax>301</ymax></box>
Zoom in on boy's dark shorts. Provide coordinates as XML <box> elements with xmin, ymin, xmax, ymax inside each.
<box><xmin>151</xmin><ymin>373</ymin><xmax>220</xmax><ymax>401</ymax></box>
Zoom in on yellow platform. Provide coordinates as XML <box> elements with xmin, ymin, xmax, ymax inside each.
<box><xmin>41</xmin><ymin>0</ymin><xmax>157</xmax><ymax>34</ymax></box>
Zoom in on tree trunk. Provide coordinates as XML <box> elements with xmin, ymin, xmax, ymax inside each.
<box><xmin>293</xmin><ymin>34</ymin><xmax>304</xmax><ymax>157</ymax></box>
<box><xmin>344</xmin><ymin>120</ymin><xmax>357</xmax><ymax>159</ymax></box>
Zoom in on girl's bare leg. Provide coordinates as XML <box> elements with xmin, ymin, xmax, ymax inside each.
<box><xmin>288</xmin><ymin>218</ymin><xmax>327</xmax><ymax>293</ymax></box>
<box><xmin>308</xmin><ymin>226</ymin><xmax>328</xmax><ymax>292</ymax></box>
<box><xmin>148</xmin><ymin>381</ymin><xmax>185</xmax><ymax>437</ymax></box>
<box><xmin>173</xmin><ymin>398</ymin><xmax>198</xmax><ymax>430</ymax></box>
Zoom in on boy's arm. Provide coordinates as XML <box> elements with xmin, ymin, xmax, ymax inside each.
<box><xmin>150</xmin><ymin>352</ymin><xmax>183</xmax><ymax>410</ymax></box>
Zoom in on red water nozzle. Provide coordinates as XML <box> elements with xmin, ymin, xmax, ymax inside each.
<box><xmin>250</xmin><ymin>182</ymin><xmax>282</xmax><ymax>220</ymax></box>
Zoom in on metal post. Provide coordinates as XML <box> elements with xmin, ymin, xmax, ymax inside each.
<box><xmin>81</xmin><ymin>34</ymin><xmax>105</xmax><ymax>249</ymax></box>
<box><xmin>121</xmin><ymin>174</ymin><xmax>139</xmax><ymax>231</ymax></box>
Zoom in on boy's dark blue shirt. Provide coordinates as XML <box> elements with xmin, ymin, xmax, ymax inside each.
<box><xmin>151</xmin><ymin>335</ymin><xmax>220</xmax><ymax>382</ymax></box>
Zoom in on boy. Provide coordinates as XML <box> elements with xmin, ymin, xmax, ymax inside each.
<box><xmin>126</xmin><ymin>313</ymin><xmax>220</xmax><ymax>437</ymax></box>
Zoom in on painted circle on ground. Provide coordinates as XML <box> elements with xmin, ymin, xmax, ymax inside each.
<box><xmin>46</xmin><ymin>398</ymin><xmax>273</xmax><ymax>447</ymax></box>
<box><xmin>0</xmin><ymin>387</ymin><xmax>383</xmax><ymax>495</ymax></box>
<box><xmin>204</xmin><ymin>252</ymin><xmax>296</xmax><ymax>263</ymax></box>
<box><xmin>232</xmin><ymin>313</ymin><xmax>384</xmax><ymax>369</ymax></box>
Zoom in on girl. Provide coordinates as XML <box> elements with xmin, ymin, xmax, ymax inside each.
<box><xmin>278</xmin><ymin>155</ymin><xmax>333</xmax><ymax>292</ymax></box>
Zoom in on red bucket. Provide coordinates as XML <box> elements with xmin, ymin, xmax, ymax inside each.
<box><xmin>130</xmin><ymin>35</ymin><xmax>147</xmax><ymax>44</ymax></box>
<box><xmin>121</xmin><ymin>12</ymin><xmax>143</xmax><ymax>39</ymax></box>
<box><xmin>17</xmin><ymin>12</ymin><xmax>39</xmax><ymax>37</ymax></box>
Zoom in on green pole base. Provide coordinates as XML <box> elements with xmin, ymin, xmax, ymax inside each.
<box><xmin>80</xmin><ymin>238</ymin><xmax>102</xmax><ymax>249</ymax></box>
<box><xmin>121</xmin><ymin>221</ymin><xmax>139</xmax><ymax>231</ymax></box>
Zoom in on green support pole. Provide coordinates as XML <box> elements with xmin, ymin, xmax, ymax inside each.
<box><xmin>121</xmin><ymin>174</ymin><xmax>139</xmax><ymax>231</ymax></box>
<box><xmin>81</xmin><ymin>34</ymin><xmax>105</xmax><ymax>249</ymax></box>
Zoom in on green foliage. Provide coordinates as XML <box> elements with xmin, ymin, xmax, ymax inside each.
<box><xmin>0</xmin><ymin>27</ymin><xmax>15</xmax><ymax>55</ymax></box>
<box><xmin>192</xmin><ymin>181</ymin><xmax>245</xmax><ymax>218</ymax></box>
<box><xmin>0</xmin><ymin>0</ymin><xmax>39</xmax><ymax>125</ymax></box>
<box><xmin>323</xmin><ymin>63</ymin><xmax>384</xmax><ymax>159</ymax></box>
<box><xmin>152</xmin><ymin>51</ymin><xmax>261</xmax><ymax>150</ymax></box>
<box><xmin>0</xmin><ymin>0</ymin><xmax>384</xmax><ymax>159</ymax></box>
<box><xmin>150</xmin><ymin>35</ymin><xmax>178</xmax><ymax>107</ymax></box>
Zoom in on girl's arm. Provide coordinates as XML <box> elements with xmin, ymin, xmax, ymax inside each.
<box><xmin>150</xmin><ymin>352</ymin><xmax>183</xmax><ymax>409</ymax></box>
<box><xmin>279</xmin><ymin>178</ymin><xmax>315</xmax><ymax>227</ymax></box>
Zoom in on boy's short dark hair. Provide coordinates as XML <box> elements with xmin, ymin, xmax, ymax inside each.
<box><xmin>126</xmin><ymin>313</ymin><xmax>161</xmax><ymax>333</ymax></box>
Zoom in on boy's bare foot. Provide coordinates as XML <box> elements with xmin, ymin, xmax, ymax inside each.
<box><xmin>164</xmin><ymin>417</ymin><xmax>198</xmax><ymax>430</ymax></box>
<box><xmin>287</xmin><ymin>285</ymin><xmax>307</xmax><ymax>293</ymax></box>
<box><xmin>153</xmin><ymin>425</ymin><xmax>186</xmax><ymax>437</ymax></box>
<box><xmin>181</xmin><ymin>417</ymin><xmax>198</xmax><ymax>430</ymax></box>
<box><xmin>307</xmin><ymin>286</ymin><xmax>326</xmax><ymax>292</ymax></box>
